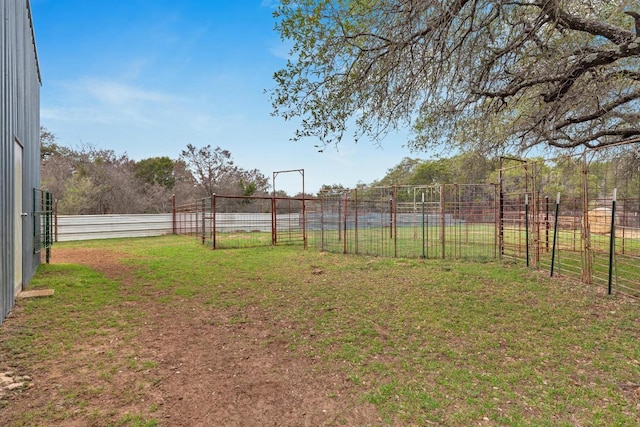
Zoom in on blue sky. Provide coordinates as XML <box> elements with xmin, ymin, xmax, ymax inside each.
<box><xmin>31</xmin><ymin>0</ymin><xmax>419</xmax><ymax>195</ymax></box>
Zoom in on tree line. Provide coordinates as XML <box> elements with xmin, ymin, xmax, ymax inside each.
<box><xmin>368</xmin><ymin>150</ymin><xmax>639</xmax><ymax>206</ymax></box>
<box><xmin>42</xmin><ymin>127</ymin><xmax>638</xmax><ymax>215</ymax></box>
<box><xmin>40</xmin><ymin>128</ymin><xmax>270</xmax><ymax>214</ymax></box>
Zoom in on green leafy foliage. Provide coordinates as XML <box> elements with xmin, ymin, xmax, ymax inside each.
<box><xmin>271</xmin><ymin>0</ymin><xmax>640</xmax><ymax>153</ymax></box>
<box><xmin>133</xmin><ymin>156</ymin><xmax>177</xmax><ymax>190</ymax></box>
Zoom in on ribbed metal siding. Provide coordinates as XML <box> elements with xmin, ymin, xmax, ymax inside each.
<box><xmin>1</xmin><ymin>0</ymin><xmax>41</xmax><ymax>323</ymax></box>
<box><xmin>56</xmin><ymin>214</ymin><xmax>174</xmax><ymax>241</ymax></box>
<box><xmin>53</xmin><ymin>213</ymin><xmax>304</xmax><ymax>242</ymax></box>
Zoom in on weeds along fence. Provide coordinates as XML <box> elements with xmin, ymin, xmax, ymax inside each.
<box><xmin>173</xmin><ymin>195</ymin><xmax>311</xmax><ymax>249</ymax></box>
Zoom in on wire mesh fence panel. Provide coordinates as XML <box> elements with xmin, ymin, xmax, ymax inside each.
<box><xmin>589</xmin><ymin>197</ymin><xmax>640</xmax><ymax>296</ymax></box>
<box><xmin>615</xmin><ymin>197</ymin><xmax>640</xmax><ymax>295</ymax></box>
<box><xmin>213</xmin><ymin>196</ymin><xmax>274</xmax><ymax>249</ymax></box>
<box><xmin>314</xmin><ymin>184</ymin><xmax>499</xmax><ymax>260</ymax></box>
<box><xmin>170</xmin><ymin>143</ymin><xmax>638</xmax><ymax>296</ymax></box>
<box><xmin>174</xmin><ymin>195</ymin><xmax>308</xmax><ymax>249</ymax></box>
<box><xmin>33</xmin><ymin>188</ymin><xmax>54</xmax><ymax>262</ymax></box>
<box><xmin>499</xmin><ymin>144</ymin><xmax>640</xmax><ymax>296</ymax></box>
<box><xmin>174</xmin><ymin>200</ymin><xmax>201</xmax><ymax>237</ymax></box>
<box><xmin>538</xmin><ymin>196</ymin><xmax>585</xmax><ymax>281</ymax></box>
<box><xmin>274</xmin><ymin>197</ymin><xmax>305</xmax><ymax>246</ymax></box>
<box><xmin>311</xmin><ymin>187</ymin><xmax>396</xmax><ymax>257</ymax></box>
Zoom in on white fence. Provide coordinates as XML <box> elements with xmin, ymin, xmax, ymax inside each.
<box><xmin>55</xmin><ymin>213</ymin><xmax>304</xmax><ymax>242</ymax></box>
<box><xmin>56</xmin><ymin>214</ymin><xmax>173</xmax><ymax>242</ymax></box>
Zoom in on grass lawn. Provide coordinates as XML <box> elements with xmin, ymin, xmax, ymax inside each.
<box><xmin>1</xmin><ymin>235</ymin><xmax>639</xmax><ymax>426</ymax></box>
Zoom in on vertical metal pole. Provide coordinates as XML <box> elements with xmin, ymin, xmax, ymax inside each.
<box><xmin>531</xmin><ymin>163</ymin><xmax>539</xmax><ymax>267</ymax></box>
<box><xmin>54</xmin><ymin>199</ymin><xmax>58</xmax><ymax>243</ymax></box>
<box><xmin>550</xmin><ymin>193</ymin><xmax>560</xmax><ymax>277</ymax></box>
<box><xmin>525</xmin><ymin>193</ymin><xmax>530</xmax><ymax>267</ymax></box>
<box><xmin>494</xmin><ymin>184</ymin><xmax>498</xmax><ymax>259</ymax></box>
<box><xmin>621</xmin><ymin>200</ymin><xmax>626</xmax><ymax>255</ymax></box>
<box><xmin>440</xmin><ymin>185</ymin><xmax>446</xmax><ymax>259</ymax></box>
<box><xmin>201</xmin><ymin>199</ymin><xmax>206</xmax><ymax>245</ymax></box>
<box><xmin>581</xmin><ymin>151</ymin><xmax>592</xmax><ymax>284</ymax></box>
<box><xmin>46</xmin><ymin>192</ymin><xmax>51</xmax><ymax>263</ymax></box>
<box><xmin>499</xmin><ymin>158</ymin><xmax>504</xmax><ymax>258</ymax></box>
<box><xmin>545</xmin><ymin>196</ymin><xmax>549</xmax><ymax>251</ymax></box>
<box><xmin>354</xmin><ymin>189</ymin><xmax>359</xmax><ymax>254</ymax></box>
<box><xmin>421</xmin><ymin>192</ymin><xmax>426</xmax><ymax>259</ymax></box>
<box><xmin>194</xmin><ymin>200</ymin><xmax>199</xmax><ymax>240</ymax></box>
<box><xmin>427</xmin><ymin>188</ymin><xmax>431</xmax><ymax>258</ymax></box>
<box><xmin>208</xmin><ymin>197</ymin><xmax>213</xmax><ymax>247</ymax></box>
<box><xmin>33</xmin><ymin>189</ymin><xmax>37</xmax><ymax>250</ymax></box>
<box><xmin>271</xmin><ymin>194</ymin><xmax>277</xmax><ymax>245</ymax></box>
<box><xmin>172</xmin><ymin>194</ymin><xmax>176</xmax><ymax>234</ymax></box>
<box><xmin>302</xmin><ymin>171</ymin><xmax>307</xmax><ymax>249</ymax></box>
<box><xmin>389</xmin><ymin>196</ymin><xmax>393</xmax><ymax>240</ymax></box>
<box><xmin>338</xmin><ymin>198</ymin><xmax>342</xmax><ymax>242</ymax></box>
<box><xmin>320</xmin><ymin>194</ymin><xmax>325</xmax><ymax>251</ymax></box>
<box><xmin>272</xmin><ymin>172</ymin><xmax>277</xmax><ymax>244</ymax></box>
<box><xmin>608</xmin><ymin>188</ymin><xmax>617</xmax><ymax>295</ymax></box>
<box><xmin>455</xmin><ymin>184</ymin><xmax>460</xmax><ymax>259</ymax></box>
<box><xmin>213</xmin><ymin>195</ymin><xmax>217</xmax><ymax>249</ymax></box>
<box><xmin>393</xmin><ymin>186</ymin><xmax>398</xmax><ymax>258</ymax></box>
<box><xmin>380</xmin><ymin>191</ymin><xmax>385</xmax><ymax>254</ymax></box>
<box><xmin>343</xmin><ymin>194</ymin><xmax>348</xmax><ymax>254</ymax></box>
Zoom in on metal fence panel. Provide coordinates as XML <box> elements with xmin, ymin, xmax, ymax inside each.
<box><xmin>174</xmin><ymin>195</ymin><xmax>309</xmax><ymax>249</ymax></box>
<box><xmin>500</xmin><ymin>146</ymin><xmax>640</xmax><ymax>296</ymax></box>
<box><xmin>314</xmin><ymin>185</ymin><xmax>498</xmax><ymax>260</ymax></box>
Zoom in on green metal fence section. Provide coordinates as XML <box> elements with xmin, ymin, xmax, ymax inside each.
<box><xmin>33</xmin><ymin>188</ymin><xmax>54</xmax><ymax>263</ymax></box>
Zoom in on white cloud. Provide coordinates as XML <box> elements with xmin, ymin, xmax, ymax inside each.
<box><xmin>260</xmin><ymin>0</ymin><xmax>280</xmax><ymax>8</ymax></box>
<box><xmin>268</xmin><ymin>39</ymin><xmax>293</xmax><ymax>60</ymax></box>
<box><xmin>82</xmin><ymin>79</ymin><xmax>179</xmax><ymax>106</ymax></box>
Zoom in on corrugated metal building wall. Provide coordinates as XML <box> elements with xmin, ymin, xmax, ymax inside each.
<box><xmin>1</xmin><ymin>0</ymin><xmax>41</xmax><ymax>323</ymax></box>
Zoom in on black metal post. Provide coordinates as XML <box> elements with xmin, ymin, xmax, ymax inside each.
<box><xmin>45</xmin><ymin>191</ymin><xmax>51</xmax><ymax>263</ymax></box>
<box><xmin>550</xmin><ymin>193</ymin><xmax>560</xmax><ymax>277</ymax></box>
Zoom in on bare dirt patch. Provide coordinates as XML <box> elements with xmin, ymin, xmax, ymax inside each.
<box><xmin>1</xmin><ymin>247</ymin><xmax>381</xmax><ymax>426</ymax></box>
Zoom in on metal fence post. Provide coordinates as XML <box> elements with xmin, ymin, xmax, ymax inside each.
<box><xmin>172</xmin><ymin>194</ymin><xmax>176</xmax><ymax>235</ymax></box>
<box><xmin>608</xmin><ymin>189</ymin><xmax>617</xmax><ymax>295</ymax></box>
<box><xmin>213</xmin><ymin>194</ymin><xmax>217</xmax><ymax>249</ymax></box>
<box><xmin>354</xmin><ymin>189</ymin><xmax>359</xmax><ymax>254</ymax></box>
<box><xmin>421</xmin><ymin>192</ymin><xmax>426</xmax><ymax>259</ymax></box>
<box><xmin>271</xmin><ymin>195</ymin><xmax>276</xmax><ymax>245</ymax></box>
<box><xmin>525</xmin><ymin>193</ymin><xmax>529</xmax><ymax>267</ymax></box>
<box><xmin>343</xmin><ymin>193</ymin><xmax>348</xmax><ymax>255</ymax></box>
<box><xmin>550</xmin><ymin>193</ymin><xmax>561</xmax><ymax>277</ymax></box>
<box><xmin>393</xmin><ymin>186</ymin><xmax>398</xmax><ymax>258</ymax></box>
<box><xmin>440</xmin><ymin>185</ymin><xmax>446</xmax><ymax>259</ymax></box>
<box><xmin>45</xmin><ymin>191</ymin><xmax>51</xmax><ymax>263</ymax></box>
<box><xmin>581</xmin><ymin>151</ymin><xmax>592</xmax><ymax>284</ymax></box>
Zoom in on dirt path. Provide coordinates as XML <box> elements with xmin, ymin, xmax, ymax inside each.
<box><xmin>1</xmin><ymin>248</ymin><xmax>381</xmax><ymax>426</ymax></box>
